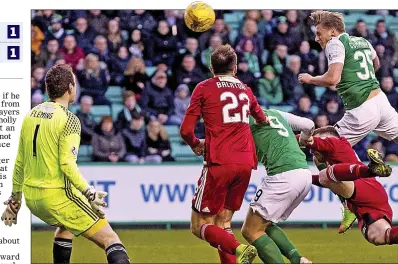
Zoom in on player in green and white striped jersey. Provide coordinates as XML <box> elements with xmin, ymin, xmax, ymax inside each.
<box><xmin>299</xmin><ymin>10</ymin><xmax>398</xmax><ymax>146</ymax></box>
<box><xmin>298</xmin><ymin>10</ymin><xmax>398</xmax><ymax>234</ymax></box>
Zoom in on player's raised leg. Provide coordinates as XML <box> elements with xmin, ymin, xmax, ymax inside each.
<box><xmin>84</xmin><ymin>222</ymin><xmax>130</xmax><ymax>264</ymax></box>
<box><xmin>366</xmin><ymin>149</ymin><xmax>392</xmax><ymax>177</ymax></box>
<box><xmin>318</xmin><ymin>169</ymin><xmax>355</xmax><ymax>199</ymax></box>
<box><xmin>313</xmin><ymin>155</ymin><xmax>356</xmax><ymax>233</ymax></box>
<box><xmin>312</xmin><ymin>173</ymin><xmax>354</xmax><ymax>230</ymax></box>
<box><xmin>320</xmin><ymin>151</ymin><xmax>391</xmax><ymax>187</ymax></box>
<box><xmin>53</xmin><ymin>227</ymin><xmax>73</xmax><ymax>264</ymax></box>
<box><xmin>337</xmin><ymin>196</ymin><xmax>357</xmax><ymax>234</ymax></box>
<box><xmin>315</xmin><ymin>166</ymin><xmax>357</xmax><ymax>233</ymax></box>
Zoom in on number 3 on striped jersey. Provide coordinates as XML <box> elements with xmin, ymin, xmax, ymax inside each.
<box><xmin>354</xmin><ymin>50</ymin><xmax>375</xmax><ymax>80</ymax></box>
<box><xmin>220</xmin><ymin>92</ymin><xmax>250</xmax><ymax>124</ymax></box>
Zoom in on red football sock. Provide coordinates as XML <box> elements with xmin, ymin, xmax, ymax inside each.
<box><xmin>312</xmin><ymin>175</ymin><xmax>324</xmax><ymax>187</ymax></box>
<box><xmin>326</xmin><ymin>164</ymin><xmax>373</xmax><ymax>182</ymax></box>
<box><xmin>201</xmin><ymin>224</ymin><xmax>240</xmax><ymax>255</ymax></box>
<box><xmin>386</xmin><ymin>227</ymin><xmax>398</xmax><ymax>244</ymax></box>
<box><xmin>218</xmin><ymin>228</ymin><xmax>237</xmax><ymax>263</ymax></box>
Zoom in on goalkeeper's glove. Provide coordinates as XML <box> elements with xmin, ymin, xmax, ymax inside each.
<box><xmin>1</xmin><ymin>192</ymin><xmax>22</xmax><ymax>227</ymax></box>
<box><xmin>82</xmin><ymin>186</ymin><xmax>107</xmax><ymax>219</ymax></box>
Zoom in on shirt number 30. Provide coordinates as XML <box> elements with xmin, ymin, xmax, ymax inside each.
<box><xmin>220</xmin><ymin>92</ymin><xmax>250</xmax><ymax>124</ymax></box>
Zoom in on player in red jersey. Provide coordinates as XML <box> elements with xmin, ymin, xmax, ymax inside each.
<box><xmin>180</xmin><ymin>44</ymin><xmax>267</xmax><ymax>263</ymax></box>
<box><xmin>299</xmin><ymin>126</ymin><xmax>398</xmax><ymax>246</ymax></box>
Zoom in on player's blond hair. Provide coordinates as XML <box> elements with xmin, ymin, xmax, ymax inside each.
<box><xmin>310</xmin><ymin>11</ymin><xmax>345</xmax><ymax>33</ymax></box>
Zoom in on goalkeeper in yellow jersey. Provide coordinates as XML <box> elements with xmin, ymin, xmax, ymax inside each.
<box><xmin>1</xmin><ymin>64</ymin><xmax>130</xmax><ymax>264</ymax></box>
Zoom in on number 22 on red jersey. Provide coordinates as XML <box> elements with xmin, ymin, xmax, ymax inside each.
<box><xmin>220</xmin><ymin>91</ymin><xmax>250</xmax><ymax>124</ymax></box>
<box><xmin>184</xmin><ymin>78</ymin><xmax>254</xmax><ymax>126</ymax></box>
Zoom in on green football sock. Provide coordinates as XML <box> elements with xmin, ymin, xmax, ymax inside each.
<box><xmin>265</xmin><ymin>224</ymin><xmax>301</xmax><ymax>264</ymax></box>
<box><xmin>252</xmin><ymin>234</ymin><xmax>285</xmax><ymax>264</ymax></box>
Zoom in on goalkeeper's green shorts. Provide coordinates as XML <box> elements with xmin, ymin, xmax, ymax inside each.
<box><xmin>24</xmin><ymin>185</ymin><xmax>107</xmax><ymax>237</ymax></box>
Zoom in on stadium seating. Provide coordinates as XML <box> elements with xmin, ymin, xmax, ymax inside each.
<box><xmin>164</xmin><ymin>125</ymin><xmax>181</xmax><ymax>145</ymax></box>
<box><xmin>92</xmin><ymin>105</ymin><xmax>112</xmax><ymax>123</ymax></box>
<box><xmin>261</xmin><ymin>50</ymin><xmax>269</xmax><ymax>65</ymax></box>
<box><xmin>344</xmin><ymin>14</ymin><xmax>384</xmax><ymax>30</ymax></box>
<box><xmin>171</xmin><ymin>143</ymin><xmax>203</xmax><ymax>162</ymax></box>
<box><xmin>223</xmin><ymin>12</ymin><xmax>242</xmax><ymax>31</ymax></box>
<box><xmin>68</xmin><ymin>104</ymin><xmax>79</xmax><ymax>114</ymax></box>
<box><xmin>78</xmin><ymin>145</ymin><xmax>93</xmax><ymax>162</ymax></box>
<box><xmin>229</xmin><ymin>29</ymin><xmax>238</xmax><ymax>44</ymax></box>
<box><xmin>146</xmin><ymin>66</ymin><xmax>157</xmax><ymax>77</ymax></box>
<box><xmin>310</xmin><ymin>105</ymin><xmax>319</xmax><ymax>115</ymax></box>
<box><xmin>112</xmin><ymin>103</ymin><xmax>124</xmax><ymax>121</ymax></box>
<box><xmin>105</xmin><ymin>86</ymin><xmax>124</xmax><ymax>104</ymax></box>
<box><xmin>394</xmin><ymin>68</ymin><xmax>398</xmax><ymax>83</ymax></box>
<box><xmin>315</xmin><ymin>86</ymin><xmax>326</xmax><ymax>102</ymax></box>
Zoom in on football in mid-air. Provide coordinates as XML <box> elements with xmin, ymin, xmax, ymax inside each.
<box><xmin>184</xmin><ymin>1</ymin><xmax>215</xmax><ymax>32</ymax></box>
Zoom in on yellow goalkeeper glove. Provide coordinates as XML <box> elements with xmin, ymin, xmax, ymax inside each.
<box><xmin>1</xmin><ymin>192</ymin><xmax>22</xmax><ymax>227</ymax></box>
<box><xmin>82</xmin><ymin>186</ymin><xmax>107</xmax><ymax>219</ymax></box>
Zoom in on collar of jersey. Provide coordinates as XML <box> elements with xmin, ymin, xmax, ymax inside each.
<box><xmin>332</xmin><ymin>32</ymin><xmax>348</xmax><ymax>40</ymax></box>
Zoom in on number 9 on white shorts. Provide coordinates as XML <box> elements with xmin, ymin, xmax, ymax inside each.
<box><xmin>250</xmin><ymin>168</ymin><xmax>312</xmax><ymax>223</ymax></box>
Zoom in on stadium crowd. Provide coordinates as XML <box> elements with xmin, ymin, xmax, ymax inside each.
<box><xmin>30</xmin><ymin>9</ymin><xmax>398</xmax><ymax>163</ymax></box>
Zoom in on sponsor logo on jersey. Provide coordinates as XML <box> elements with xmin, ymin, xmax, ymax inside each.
<box><xmin>71</xmin><ymin>146</ymin><xmax>77</xmax><ymax>157</ymax></box>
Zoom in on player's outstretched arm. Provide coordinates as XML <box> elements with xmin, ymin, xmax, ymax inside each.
<box><xmin>299</xmin><ymin>39</ymin><xmax>344</xmax><ymax>87</ymax></box>
<box><xmin>302</xmin><ymin>136</ymin><xmax>336</xmax><ymax>154</ymax></box>
<box><xmin>298</xmin><ymin>63</ymin><xmax>343</xmax><ymax>87</ymax></box>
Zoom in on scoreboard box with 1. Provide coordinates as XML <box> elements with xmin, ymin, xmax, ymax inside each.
<box><xmin>7</xmin><ymin>25</ymin><xmax>20</xmax><ymax>39</ymax></box>
<box><xmin>0</xmin><ymin>22</ymin><xmax>22</xmax><ymax>62</ymax></box>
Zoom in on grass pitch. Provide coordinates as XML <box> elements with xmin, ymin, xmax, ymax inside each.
<box><xmin>32</xmin><ymin>228</ymin><xmax>398</xmax><ymax>263</ymax></box>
